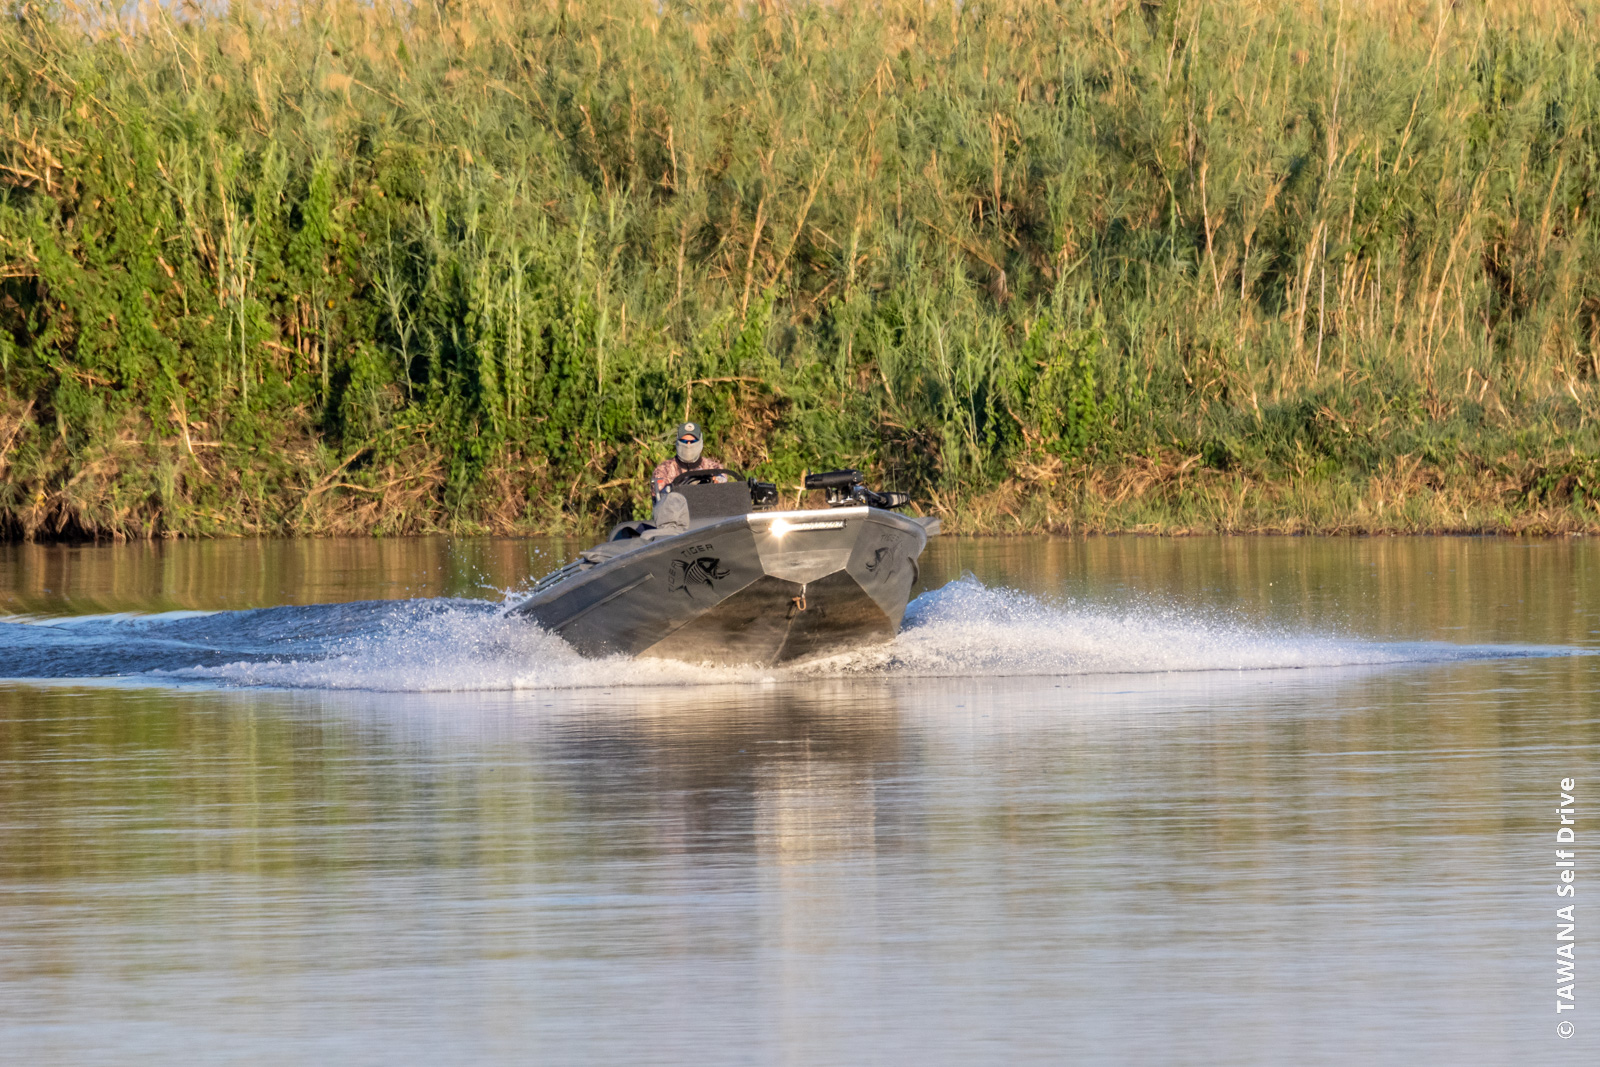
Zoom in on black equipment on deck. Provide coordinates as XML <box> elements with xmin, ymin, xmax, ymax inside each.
<box><xmin>804</xmin><ymin>469</ymin><xmax>911</xmax><ymax>510</ymax></box>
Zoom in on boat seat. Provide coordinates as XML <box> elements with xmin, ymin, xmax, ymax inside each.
<box><xmin>650</xmin><ymin>492</ymin><xmax>691</xmax><ymax>534</ymax></box>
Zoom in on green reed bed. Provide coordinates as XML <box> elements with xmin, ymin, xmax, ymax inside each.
<box><xmin>2</xmin><ymin>0</ymin><xmax>1599</xmax><ymax>538</ymax></box>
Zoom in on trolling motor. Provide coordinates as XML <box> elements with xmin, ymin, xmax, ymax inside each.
<box><xmin>804</xmin><ymin>469</ymin><xmax>912</xmax><ymax>510</ymax></box>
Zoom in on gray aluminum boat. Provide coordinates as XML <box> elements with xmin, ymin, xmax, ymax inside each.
<box><xmin>509</xmin><ymin>470</ymin><xmax>938</xmax><ymax>666</ymax></box>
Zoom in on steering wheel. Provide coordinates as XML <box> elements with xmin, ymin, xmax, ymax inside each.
<box><xmin>669</xmin><ymin>468</ymin><xmax>742</xmax><ymax>487</ymax></box>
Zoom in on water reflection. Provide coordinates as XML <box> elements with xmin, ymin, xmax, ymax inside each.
<box><xmin>0</xmin><ymin>536</ymin><xmax>579</xmax><ymax>615</ymax></box>
<box><xmin>4</xmin><ymin>535</ymin><xmax>1599</xmax><ymax>652</ymax></box>
<box><xmin>1</xmin><ymin>537</ymin><xmax>1598</xmax><ymax>1062</ymax></box>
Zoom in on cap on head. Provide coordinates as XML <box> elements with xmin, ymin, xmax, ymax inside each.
<box><xmin>675</xmin><ymin>422</ymin><xmax>704</xmax><ymax>464</ymax></box>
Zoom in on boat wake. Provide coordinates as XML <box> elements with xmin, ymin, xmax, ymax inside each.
<box><xmin>0</xmin><ymin>577</ymin><xmax>1582</xmax><ymax>692</ymax></box>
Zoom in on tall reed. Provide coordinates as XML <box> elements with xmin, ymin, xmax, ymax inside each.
<box><xmin>2</xmin><ymin>0</ymin><xmax>1599</xmax><ymax>537</ymax></box>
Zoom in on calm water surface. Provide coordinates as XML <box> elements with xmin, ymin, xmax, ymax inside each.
<box><xmin>1</xmin><ymin>536</ymin><xmax>1596</xmax><ymax>1064</ymax></box>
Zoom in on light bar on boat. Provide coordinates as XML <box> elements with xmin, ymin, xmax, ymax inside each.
<box><xmin>767</xmin><ymin>518</ymin><xmax>846</xmax><ymax>536</ymax></box>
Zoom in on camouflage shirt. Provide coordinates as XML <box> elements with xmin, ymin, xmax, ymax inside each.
<box><xmin>651</xmin><ymin>455</ymin><xmax>728</xmax><ymax>499</ymax></box>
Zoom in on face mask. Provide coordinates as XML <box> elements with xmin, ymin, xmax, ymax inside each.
<box><xmin>676</xmin><ymin>437</ymin><xmax>703</xmax><ymax>464</ymax></box>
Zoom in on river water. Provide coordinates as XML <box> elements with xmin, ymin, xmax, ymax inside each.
<box><xmin>1</xmin><ymin>535</ymin><xmax>1595</xmax><ymax>1064</ymax></box>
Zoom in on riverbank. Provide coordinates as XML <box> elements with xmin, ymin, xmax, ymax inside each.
<box><xmin>4</xmin><ymin>1</ymin><xmax>1600</xmax><ymax>540</ymax></box>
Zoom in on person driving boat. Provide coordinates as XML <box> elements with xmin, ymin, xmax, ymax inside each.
<box><xmin>651</xmin><ymin>422</ymin><xmax>729</xmax><ymax>501</ymax></box>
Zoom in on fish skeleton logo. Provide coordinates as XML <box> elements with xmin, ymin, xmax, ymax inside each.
<box><xmin>668</xmin><ymin>556</ymin><xmax>729</xmax><ymax>596</ymax></box>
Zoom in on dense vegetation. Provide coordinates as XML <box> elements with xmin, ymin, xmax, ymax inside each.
<box><xmin>3</xmin><ymin>0</ymin><xmax>1600</xmax><ymax>539</ymax></box>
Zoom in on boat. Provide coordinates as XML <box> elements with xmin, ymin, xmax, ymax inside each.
<box><xmin>508</xmin><ymin>469</ymin><xmax>939</xmax><ymax>666</ymax></box>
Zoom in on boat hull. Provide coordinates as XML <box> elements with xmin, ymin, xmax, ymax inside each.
<box><xmin>510</xmin><ymin>507</ymin><xmax>933</xmax><ymax>666</ymax></box>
